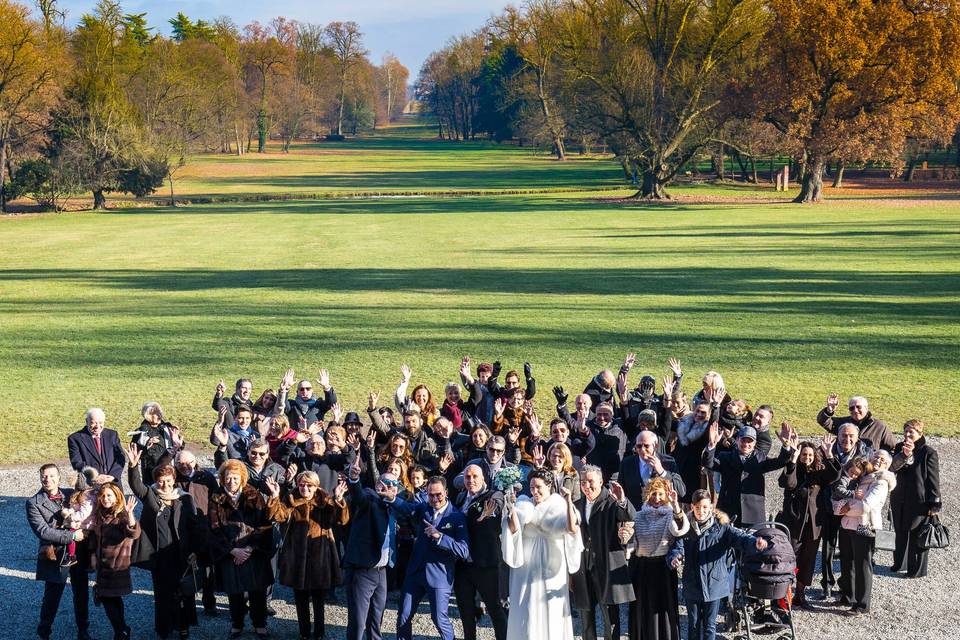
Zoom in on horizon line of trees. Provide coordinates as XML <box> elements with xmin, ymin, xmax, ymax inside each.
<box><xmin>0</xmin><ymin>0</ymin><xmax>409</xmax><ymax>211</ymax></box>
<box><xmin>416</xmin><ymin>0</ymin><xmax>960</xmax><ymax>202</ymax></box>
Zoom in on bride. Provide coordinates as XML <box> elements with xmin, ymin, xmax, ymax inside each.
<box><xmin>501</xmin><ymin>468</ymin><xmax>583</xmax><ymax>640</ymax></box>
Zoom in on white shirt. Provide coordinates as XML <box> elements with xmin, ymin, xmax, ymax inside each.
<box><xmin>585</xmin><ymin>497</ymin><xmax>598</xmax><ymax>524</ymax></box>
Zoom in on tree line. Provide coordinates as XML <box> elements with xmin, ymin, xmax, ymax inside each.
<box><xmin>416</xmin><ymin>0</ymin><xmax>960</xmax><ymax>202</ymax></box>
<box><xmin>0</xmin><ymin>0</ymin><xmax>409</xmax><ymax>211</ymax></box>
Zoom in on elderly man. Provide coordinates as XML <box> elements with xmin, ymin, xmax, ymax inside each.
<box><xmin>27</xmin><ymin>464</ymin><xmax>92</xmax><ymax>640</ymax></box>
<box><xmin>454</xmin><ymin>435</ymin><xmax>516</xmax><ymax>489</ymax></box>
<box><xmin>277</xmin><ymin>369</ymin><xmax>337</xmax><ymax>430</ymax></box>
<box><xmin>453</xmin><ymin>464</ymin><xmax>508</xmax><ymax>640</ymax></box>
<box><xmin>817</xmin><ymin>393</ymin><xmax>896</xmax><ymax>451</ymax></box>
<box><xmin>343</xmin><ymin>454</ymin><xmax>413</xmax><ymax>640</ymax></box>
<box><xmin>570</xmin><ymin>466</ymin><xmax>635</xmax><ymax>640</ymax></box>
<box><xmin>396</xmin><ymin>476</ymin><xmax>471</xmax><ymax>640</ymax></box>
<box><xmin>67</xmin><ymin>408</ymin><xmax>125</xmax><ymax>487</ymax></box>
<box><xmin>818</xmin><ymin>423</ymin><xmax>873</xmax><ymax>599</ymax></box>
<box><xmin>618</xmin><ymin>430</ymin><xmax>686</xmax><ymax>509</ymax></box>
<box><xmin>173</xmin><ymin>450</ymin><xmax>220</xmax><ymax>616</ymax></box>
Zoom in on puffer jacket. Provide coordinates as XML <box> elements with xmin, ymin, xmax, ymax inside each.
<box><xmin>841</xmin><ymin>470</ymin><xmax>897</xmax><ymax>531</ymax></box>
<box><xmin>667</xmin><ymin>515</ymin><xmax>759</xmax><ymax>602</ymax></box>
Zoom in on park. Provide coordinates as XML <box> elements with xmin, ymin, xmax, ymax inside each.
<box><xmin>1</xmin><ymin>1</ymin><xmax>959</xmax><ymax>640</ymax></box>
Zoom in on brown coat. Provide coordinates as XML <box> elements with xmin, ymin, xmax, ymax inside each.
<box><xmin>208</xmin><ymin>486</ymin><xmax>275</xmax><ymax>594</ymax></box>
<box><xmin>268</xmin><ymin>491</ymin><xmax>349</xmax><ymax>590</ymax></box>
<box><xmin>91</xmin><ymin>516</ymin><xmax>141</xmax><ymax>597</ymax></box>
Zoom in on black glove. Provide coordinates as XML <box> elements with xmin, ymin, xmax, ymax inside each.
<box><xmin>524</xmin><ymin>362</ymin><xmax>533</xmax><ymax>379</ymax></box>
<box><xmin>553</xmin><ymin>385</ymin><xmax>568</xmax><ymax>406</ymax></box>
<box><xmin>491</xmin><ymin>360</ymin><xmax>502</xmax><ymax>379</ymax></box>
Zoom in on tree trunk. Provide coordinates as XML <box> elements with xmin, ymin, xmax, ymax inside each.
<box><xmin>793</xmin><ymin>157</ymin><xmax>825</xmax><ymax>203</ymax></box>
<box><xmin>832</xmin><ymin>159</ymin><xmax>846</xmax><ymax>188</ymax></box>
<box><xmin>168</xmin><ymin>174</ymin><xmax>176</xmax><ymax>207</ymax></box>
<box><xmin>337</xmin><ymin>80</ymin><xmax>346</xmax><ymax>137</ymax></box>
<box><xmin>750</xmin><ymin>155</ymin><xmax>758</xmax><ymax>184</ymax></box>
<box><xmin>92</xmin><ymin>189</ymin><xmax>107</xmax><ymax>210</ymax></box>
<box><xmin>769</xmin><ymin>157</ymin><xmax>776</xmax><ymax>184</ymax></box>
<box><xmin>635</xmin><ymin>169</ymin><xmax>668</xmax><ymax>199</ymax></box>
<box><xmin>257</xmin><ymin>108</ymin><xmax>267</xmax><ymax>153</ymax></box>
<box><xmin>904</xmin><ymin>155</ymin><xmax>918</xmax><ymax>182</ymax></box>
<box><xmin>718</xmin><ymin>145</ymin><xmax>725</xmax><ymax>179</ymax></box>
<box><xmin>0</xmin><ymin>135</ymin><xmax>8</xmax><ymax>214</ymax></box>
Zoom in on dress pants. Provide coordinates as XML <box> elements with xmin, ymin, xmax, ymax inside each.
<box><xmin>227</xmin><ymin>591</ymin><xmax>268</xmax><ymax>629</ymax></box>
<box><xmin>37</xmin><ymin>546</ymin><xmax>90</xmax><ymax>638</ymax></box>
<box><xmin>577</xmin><ymin>569</ymin><xmax>623</xmax><ymax>640</ymax></box>
<box><xmin>397</xmin><ymin>579</ymin><xmax>454</xmax><ymax>640</ymax></box>
<box><xmin>344</xmin><ymin>566</ymin><xmax>387</xmax><ymax>640</ymax></box>
<box><xmin>844</xmin><ymin>531</ymin><xmax>874</xmax><ymax>612</ymax></box>
<box><xmin>293</xmin><ymin>588</ymin><xmax>327</xmax><ymax>639</ymax></box>
<box><xmin>453</xmin><ymin>566</ymin><xmax>508</xmax><ymax>640</ymax></box>
<box><xmin>819</xmin><ymin>513</ymin><xmax>840</xmax><ymax>590</ymax></box>
<box><xmin>892</xmin><ymin>518</ymin><xmax>930</xmax><ymax>578</ymax></box>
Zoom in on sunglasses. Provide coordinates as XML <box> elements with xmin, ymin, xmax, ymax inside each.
<box><xmin>379</xmin><ymin>478</ymin><xmax>400</xmax><ymax>488</ymax></box>
<box><xmin>488</xmin><ymin>448</ymin><xmax>505</xmax><ymax>454</ymax></box>
<box><xmin>249</xmin><ymin>451</ymin><xmax>268</xmax><ymax>457</ymax></box>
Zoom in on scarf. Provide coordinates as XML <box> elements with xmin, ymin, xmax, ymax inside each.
<box><xmin>441</xmin><ymin>400</ymin><xmax>463</xmax><ymax>429</ymax></box>
<box><xmin>691</xmin><ymin>514</ymin><xmax>715</xmax><ymax>537</ymax></box>
<box><xmin>153</xmin><ymin>484</ymin><xmax>182</xmax><ymax>506</ymax></box>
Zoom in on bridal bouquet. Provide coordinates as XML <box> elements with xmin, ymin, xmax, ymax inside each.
<box><xmin>493</xmin><ymin>466</ymin><xmax>523</xmax><ymax>495</ymax></box>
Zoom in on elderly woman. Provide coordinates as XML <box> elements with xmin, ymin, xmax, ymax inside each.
<box><xmin>209</xmin><ymin>459</ymin><xmax>274</xmax><ymax>638</ymax></box>
<box><xmin>777</xmin><ymin>435</ymin><xmax>841</xmax><ymax>608</ymax></box>
<box><xmin>127</xmin><ymin>445</ymin><xmax>198</xmax><ymax>639</ymax></box>
<box><xmin>625</xmin><ymin>477</ymin><xmax>689</xmax><ymax>640</ymax></box>
<box><xmin>265</xmin><ymin>471</ymin><xmax>349</xmax><ymax>640</ymax></box>
<box><xmin>837</xmin><ymin>449</ymin><xmax>896</xmax><ymax>617</ymax></box>
<box><xmin>890</xmin><ymin>419</ymin><xmax>941</xmax><ymax>578</ymax></box>
<box><xmin>90</xmin><ymin>483</ymin><xmax>140</xmax><ymax>640</ymax></box>
<box><xmin>440</xmin><ymin>379</ymin><xmax>481</xmax><ymax>431</ymax></box>
<box><xmin>130</xmin><ymin>402</ymin><xmax>184</xmax><ymax>483</ymax></box>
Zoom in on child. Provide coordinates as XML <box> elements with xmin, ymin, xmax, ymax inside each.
<box><xmin>60</xmin><ymin>467</ymin><xmax>98</xmax><ymax>566</ymax></box>
<box><xmin>410</xmin><ymin>465</ymin><xmax>429</xmax><ymax>504</ymax></box>
<box><xmin>833</xmin><ymin>457</ymin><xmax>870</xmax><ymax>536</ymax></box>
<box><xmin>668</xmin><ymin>489</ymin><xmax>767</xmax><ymax>640</ymax></box>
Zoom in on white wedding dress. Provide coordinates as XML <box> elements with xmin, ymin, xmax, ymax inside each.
<box><xmin>501</xmin><ymin>493</ymin><xmax>584</xmax><ymax>640</ymax></box>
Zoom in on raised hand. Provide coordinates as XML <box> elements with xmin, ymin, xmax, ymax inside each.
<box><xmin>478</xmin><ymin>498</ymin><xmax>498</xmax><ymax>521</ymax></box>
<box><xmin>459</xmin><ymin>357</ymin><xmax>471</xmax><ymax>380</ymax></box>
<box><xmin>528</xmin><ymin>412</ymin><xmax>542</xmax><ymax>438</ymax></box>
<box><xmin>788</xmin><ymin>429</ymin><xmax>800</xmax><ymax>450</ymax></box>
<box><xmin>668</xmin><ymin>358</ymin><xmax>682</xmax><ymax>378</ymax></box>
<box><xmin>349</xmin><ymin>450</ymin><xmax>362</xmax><ymax>481</ymax></box>
<box><xmin>532</xmin><ymin>444</ymin><xmax>546</xmax><ymax>468</ymax></box>
<box><xmin>523</xmin><ymin>400</ymin><xmax>534</xmax><ymax>416</ymax></box>
<box><xmin>212</xmin><ymin>418</ymin><xmax>229</xmax><ymax>446</ymax></box>
<box><xmin>368</xmin><ymin>390</ymin><xmax>380</xmax><ymax>409</ymax></box>
<box><xmin>821</xmin><ymin>433</ymin><xmax>836</xmax><ymax>457</ymax></box>
<box><xmin>124</xmin><ymin>495</ymin><xmax>138</xmax><ymax>525</ymax></box>
<box><xmin>523</xmin><ymin>362</ymin><xmax>533</xmax><ymax>379</ymax></box>
<box><xmin>491</xmin><ymin>360</ymin><xmax>502</xmax><ymax>379</ymax></box>
<box><xmin>826</xmin><ymin>393</ymin><xmax>839</xmax><ymax>413</ymax></box>
<box><xmin>714</xmin><ymin>385</ymin><xmax>726</xmax><ymax>403</ymax></box>
<box><xmin>216</xmin><ymin>405</ymin><xmax>229</xmax><ymax>427</ymax></box>
<box><xmin>494</xmin><ymin>398</ymin><xmax>506</xmax><ymax>418</ymax></box>
<box><xmin>216</xmin><ymin>379</ymin><xmax>226</xmax><ymax>397</ymax></box>
<box><xmin>609</xmin><ymin>480</ymin><xmax>626</xmax><ymax>503</ymax></box>
<box><xmin>331</xmin><ymin>402</ymin><xmax>344</xmax><ymax>424</ymax></box>
<box><xmin>552</xmin><ymin>385</ymin><xmax>568</xmax><ymax>406</ymax></box>
<box><xmin>126</xmin><ymin>443</ymin><xmax>142</xmax><ymax>468</ymax></box>
<box><xmin>506</xmin><ymin>425</ymin><xmax>521</xmax><ymax>444</ymax></box>
<box><xmin>334</xmin><ymin>477</ymin><xmax>348</xmax><ymax>501</ymax></box>
<box><xmin>707</xmin><ymin>421</ymin><xmax>721</xmax><ymax>449</ymax></box>
<box><xmin>778</xmin><ymin>422</ymin><xmax>792</xmax><ymax>445</ymax></box>
<box><xmin>575</xmin><ymin>414</ymin><xmax>590</xmax><ymax>436</ymax></box>
<box><xmin>623</xmin><ymin>352</ymin><xmax>636</xmax><ymax>370</ymax></box>
<box><xmin>169</xmin><ymin>424</ymin><xmax>183</xmax><ymax>447</ymax></box>
<box><xmin>346</xmin><ymin>432</ymin><xmax>360</xmax><ymax>450</ymax></box>
<box><xmin>284</xmin><ymin>464</ymin><xmax>298</xmax><ymax>483</ymax></box>
<box><xmin>264</xmin><ymin>477</ymin><xmax>281</xmax><ymax>498</ymax></box>
<box><xmin>559</xmin><ymin>486</ymin><xmax>573</xmax><ymax>502</ymax></box>
<box><xmin>317</xmin><ymin>369</ymin><xmax>331</xmax><ymax>391</ymax></box>
<box><xmin>281</xmin><ymin>368</ymin><xmax>295</xmax><ymax>391</ymax></box>
<box><xmin>439</xmin><ymin>452</ymin><xmax>455</xmax><ymax>472</ymax></box>
<box><xmin>668</xmin><ymin>487</ymin><xmax>679</xmax><ymax>506</ymax></box>
<box><xmin>306</xmin><ymin>420</ymin><xmax>322</xmax><ymax>435</ymax></box>
<box><xmin>400</xmin><ymin>364</ymin><xmax>412</xmax><ymax>384</ymax></box>
<box><xmin>365</xmin><ymin>428</ymin><xmax>377</xmax><ymax>449</ymax></box>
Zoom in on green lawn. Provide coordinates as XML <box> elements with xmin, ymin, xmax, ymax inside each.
<box><xmin>1</xmin><ymin>123</ymin><xmax>959</xmax><ymax>464</ymax></box>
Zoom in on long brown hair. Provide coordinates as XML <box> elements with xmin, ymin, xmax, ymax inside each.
<box><xmin>411</xmin><ymin>384</ymin><xmax>438</xmax><ymax>417</ymax></box>
<box><xmin>797</xmin><ymin>441</ymin><xmax>825</xmax><ymax>472</ymax></box>
<box><xmin>96</xmin><ymin>483</ymin><xmax>125</xmax><ymax>521</ymax></box>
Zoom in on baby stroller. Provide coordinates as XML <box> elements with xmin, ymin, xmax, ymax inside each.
<box><xmin>733</xmin><ymin>521</ymin><xmax>797</xmax><ymax>640</ymax></box>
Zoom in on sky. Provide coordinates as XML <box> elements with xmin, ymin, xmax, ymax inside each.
<box><xmin>56</xmin><ymin>0</ymin><xmax>514</xmax><ymax>77</ymax></box>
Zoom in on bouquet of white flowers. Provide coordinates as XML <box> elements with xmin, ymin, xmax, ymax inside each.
<box><xmin>493</xmin><ymin>466</ymin><xmax>522</xmax><ymax>496</ymax></box>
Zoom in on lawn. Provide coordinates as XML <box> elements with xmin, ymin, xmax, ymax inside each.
<box><xmin>1</xmin><ymin>122</ymin><xmax>958</xmax><ymax>464</ymax></box>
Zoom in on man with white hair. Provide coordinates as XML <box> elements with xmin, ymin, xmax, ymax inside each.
<box><xmin>173</xmin><ymin>449</ymin><xmax>220</xmax><ymax>616</ymax></box>
<box><xmin>67</xmin><ymin>408</ymin><xmax>125</xmax><ymax>487</ymax></box>
<box><xmin>817</xmin><ymin>393</ymin><xmax>896</xmax><ymax>451</ymax></box>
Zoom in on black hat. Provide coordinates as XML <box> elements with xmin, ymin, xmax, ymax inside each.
<box><xmin>343</xmin><ymin>411</ymin><xmax>362</xmax><ymax>426</ymax></box>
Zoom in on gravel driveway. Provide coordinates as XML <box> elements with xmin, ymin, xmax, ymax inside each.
<box><xmin>2</xmin><ymin>438</ymin><xmax>955</xmax><ymax>640</ymax></box>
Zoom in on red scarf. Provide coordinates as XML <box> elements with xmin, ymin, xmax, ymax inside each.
<box><xmin>441</xmin><ymin>400</ymin><xmax>463</xmax><ymax>429</ymax></box>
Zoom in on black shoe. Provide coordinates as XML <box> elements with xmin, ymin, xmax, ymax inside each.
<box><xmin>77</xmin><ymin>632</ymin><xmax>93</xmax><ymax>640</ymax></box>
<box><xmin>266</xmin><ymin>604</ymin><xmax>277</xmax><ymax>616</ymax></box>
<box><xmin>228</xmin><ymin>631</ymin><xmax>242</xmax><ymax>640</ymax></box>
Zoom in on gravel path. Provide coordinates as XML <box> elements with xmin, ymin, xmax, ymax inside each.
<box><xmin>1</xmin><ymin>438</ymin><xmax>956</xmax><ymax>640</ymax></box>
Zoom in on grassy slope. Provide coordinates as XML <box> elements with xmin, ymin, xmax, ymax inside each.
<box><xmin>1</xmin><ymin>123</ymin><xmax>958</xmax><ymax>463</ymax></box>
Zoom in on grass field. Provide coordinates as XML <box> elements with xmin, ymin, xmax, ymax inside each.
<box><xmin>1</xmin><ymin>120</ymin><xmax>958</xmax><ymax>464</ymax></box>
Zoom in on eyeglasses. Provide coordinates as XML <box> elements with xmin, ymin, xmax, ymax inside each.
<box><xmin>249</xmin><ymin>451</ymin><xmax>268</xmax><ymax>457</ymax></box>
<box><xmin>379</xmin><ymin>478</ymin><xmax>400</xmax><ymax>487</ymax></box>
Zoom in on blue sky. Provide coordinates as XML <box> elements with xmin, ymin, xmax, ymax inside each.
<box><xmin>56</xmin><ymin>0</ymin><xmax>513</xmax><ymax>76</ymax></box>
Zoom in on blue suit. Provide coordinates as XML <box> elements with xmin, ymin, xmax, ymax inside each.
<box><xmin>396</xmin><ymin>501</ymin><xmax>471</xmax><ymax>640</ymax></box>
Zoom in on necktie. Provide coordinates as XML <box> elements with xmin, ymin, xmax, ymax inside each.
<box><xmin>94</xmin><ymin>435</ymin><xmax>103</xmax><ymax>457</ymax></box>
<box><xmin>386</xmin><ymin>505</ymin><xmax>397</xmax><ymax>566</ymax></box>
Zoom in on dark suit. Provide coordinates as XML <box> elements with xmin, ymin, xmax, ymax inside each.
<box><xmin>453</xmin><ymin>489</ymin><xmax>507</xmax><ymax>640</ymax></box>
<box><xmin>890</xmin><ymin>438</ymin><xmax>941</xmax><ymax>577</ymax></box>
<box><xmin>342</xmin><ymin>480</ymin><xmax>410</xmax><ymax>640</ymax></box>
<box><xmin>26</xmin><ymin>488</ymin><xmax>90</xmax><ymax>639</ymax></box>
<box><xmin>67</xmin><ymin>427</ymin><xmax>126</xmax><ymax>488</ymax></box>
<box><xmin>570</xmin><ymin>489</ymin><xmax>635</xmax><ymax>640</ymax></box>
<box><xmin>617</xmin><ymin>453</ymin><xmax>685</xmax><ymax>510</ymax></box>
<box><xmin>397</xmin><ymin>501</ymin><xmax>471</xmax><ymax>640</ymax></box>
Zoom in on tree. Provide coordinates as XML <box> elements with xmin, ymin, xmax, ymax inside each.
<box><xmin>242</xmin><ymin>20</ymin><xmax>293</xmax><ymax>152</ymax></box>
<box><xmin>378</xmin><ymin>53</ymin><xmax>409</xmax><ymax>124</ymax></box>
<box><xmin>169</xmin><ymin>11</ymin><xmax>215</xmax><ymax>42</ymax></box>
<box><xmin>759</xmin><ymin>0</ymin><xmax>960</xmax><ymax>202</ymax></box>
<box><xmin>554</xmin><ymin>0</ymin><xmax>767</xmax><ymax>198</ymax></box>
<box><xmin>323</xmin><ymin>21</ymin><xmax>367</xmax><ymax>136</ymax></box>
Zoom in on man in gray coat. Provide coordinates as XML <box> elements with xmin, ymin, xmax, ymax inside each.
<box><xmin>26</xmin><ymin>463</ymin><xmax>91</xmax><ymax>640</ymax></box>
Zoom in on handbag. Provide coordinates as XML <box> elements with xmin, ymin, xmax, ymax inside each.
<box><xmin>38</xmin><ymin>544</ymin><xmax>59</xmax><ymax>562</ymax></box>
<box><xmin>178</xmin><ymin>561</ymin><xmax>201</xmax><ymax>596</ymax></box>
<box><xmin>917</xmin><ymin>515</ymin><xmax>950</xmax><ymax>550</ymax></box>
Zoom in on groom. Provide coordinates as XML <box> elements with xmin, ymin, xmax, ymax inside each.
<box><xmin>396</xmin><ymin>476</ymin><xmax>471</xmax><ymax>640</ymax></box>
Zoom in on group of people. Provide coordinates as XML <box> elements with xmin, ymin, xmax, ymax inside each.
<box><xmin>27</xmin><ymin>355</ymin><xmax>942</xmax><ymax>640</ymax></box>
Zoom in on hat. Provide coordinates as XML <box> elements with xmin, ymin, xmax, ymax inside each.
<box><xmin>638</xmin><ymin>409</ymin><xmax>658</xmax><ymax>426</ymax></box>
<box><xmin>343</xmin><ymin>411</ymin><xmax>362</xmax><ymax>426</ymax></box>
<box><xmin>737</xmin><ymin>426</ymin><xmax>757</xmax><ymax>441</ymax></box>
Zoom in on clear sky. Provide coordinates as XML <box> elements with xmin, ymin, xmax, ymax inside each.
<box><xmin>56</xmin><ymin>0</ymin><xmax>513</xmax><ymax>77</ymax></box>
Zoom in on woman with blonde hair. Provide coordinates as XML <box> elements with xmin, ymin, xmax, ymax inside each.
<box><xmin>90</xmin><ymin>483</ymin><xmax>140</xmax><ymax>640</ymax></box>
<box><xmin>625</xmin><ymin>477</ymin><xmax>689</xmax><ymax>640</ymax></box>
<box><xmin>210</xmin><ymin>459</ymin><xmax>274</xmax><ymax>638</ymax></box>
<box><xmin>536</xmin><ymin>442</ymin><xmax>581</xmax><ymax>502</ymax></box>
<box><xmin>265</xmin><ymin>471</ymin><xmax>349</xmax><ymax>640</ymax></box>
